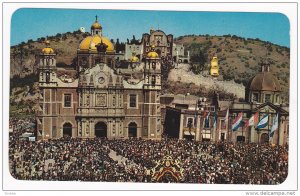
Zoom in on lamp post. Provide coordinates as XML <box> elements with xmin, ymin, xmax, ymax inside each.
<box><xmin>240</xmin><ymin>120</ymin><xmax>245</xmax><ymax>143</ymax></box>
<box><xmin>197</xmin><ymin>97</ymin><xmax>207</xmax><ymax>111</ymax></box>
<box><xmin>256</xmin><ymin>127</ymin><xmax>261</xmax><ymax>145</ymax></box>
<box><xmin>197</xmin><ymin>97</ymin><xmax>207</xmax><ymax>142</ymax></box>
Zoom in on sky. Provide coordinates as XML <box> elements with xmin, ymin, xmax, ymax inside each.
<box><xmin>11</xmin><ymin>8</ymin><xmax>290</xmax><ymax>47</ymax></box>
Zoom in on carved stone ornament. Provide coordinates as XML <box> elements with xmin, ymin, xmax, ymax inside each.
<box><xmin>96</xmin><ymin>93</ymin><xmax>107</xmax><ymax>106</ymax></box>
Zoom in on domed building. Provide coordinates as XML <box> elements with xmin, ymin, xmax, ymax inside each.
<box><xmin>247</xmin><ymin>63</ymin><xmax>282</xmax><ymax>104</ymax></box>
<box><xmin>226</xmin><ymin>62</ymin><xmax>289</xmax><ymax>145</ymax></box>
<box><xmin>35</xmin><ymin>16</ymin><xmax>289</xmax><ymax>147</ymax></box>
<box><xmin>77</xmin><ymin>16</ymin><xmax>117</xmax><ymax>71</ymax></box>
<box><xmin>36</xmin><ymin>17</ymin><xmax>162</xmax><ymax>140</ymax></box>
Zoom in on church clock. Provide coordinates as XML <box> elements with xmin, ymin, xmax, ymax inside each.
<box><xmin>98</xmin><ymin>76</ymin><xmax>105</xmax><ymax>84</ymax></box>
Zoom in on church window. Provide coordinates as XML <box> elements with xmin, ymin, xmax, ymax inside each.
<box><xmin>46</xmin><ymin>72</ymin><xmax>50</xmax><ymax>83</ymax></box>
<box><xmin>186</xmin><ymin>117</ymin><xmax>194</xmax><ymax>128</ymax></box>
<box><xmin>64</xmin><ymin>94</ymin><xmax>72</xmax><ymax>107</ymax></box>
<box><xmin>151</xmin><ymin>75</ymin><xmax>156</xmax><ymax>85</ymax></box>
<box><xmin>252</xmin><ymin>93</ymin><xmax>259</xmax><ymax>102</ymax></box>
<box><xmin>265</xmin><ymin>94</ymin><xmax>271</xmax><ymax>103</ymax></box>
<box><xmin>81</xmin><ymin>57</ymin><xmax>87</xmax><ymax>66</ymax></box>
<box><xmin>276</xmin><ymin>94</ymin><xmax>279</xmax><ymax>103</ymax></box>
<box><xmin>129</xmin><ymin>94</ymin><xmax>137</xmax><ymax>108</ymax></box>
<box><xmin>152</xmin><ymin>62</ymin><xmax>156</xmax><ymax>69</ymax></box>
<box><xmin>95</xmin><ymin>58</ymin><xmax>100</xmax><ymax>64</ymax></box>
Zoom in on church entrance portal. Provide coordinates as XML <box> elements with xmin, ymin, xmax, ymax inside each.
<box><xmin>260</xmin><ymin>133</ymin><xmax>269</xmax><ymax>144</ymax></box>
<box><xmin>95</xmin><ymin>122</ymin><xmax>107</xmax><ymax>138</ymax></box>
<box><xmin>237</xmin><ymin>136</ymin><xmax>245</xmax><ymax>142</ymax></box>
<box><xmin>128</xmin><ymin>122</ymin><xmax>137</xmax><ymax>137</ymax></box>
<box><xmin>63</xmin><ymin>122</ymin><xmax>72</xmax><ymax>138</ymax></box>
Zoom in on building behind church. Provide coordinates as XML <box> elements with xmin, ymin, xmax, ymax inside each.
<box><xmin>36</xmin><ymin>17</ymin><xmax>289</xmax><ymax>145</ymax></box>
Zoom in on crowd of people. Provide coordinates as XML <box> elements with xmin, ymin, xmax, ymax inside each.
<box><xmin>9</xmin><ymin>119</ymin><xmax>288</xmax><ymax>184</ymax></box>
<box><xmin>105</xmin><ymin>138</ymin><xmax>288</xmax><ymax>184</ymax></box>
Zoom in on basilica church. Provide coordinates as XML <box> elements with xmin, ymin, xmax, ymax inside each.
<box><xmin>36</xmin><ymin>17</ymin><xmax>164</xmax><ymax>140</ymax></box>
<box><xmin>36</xmin><ymin>17</ymin><xmax>289</xmax><ymax>145</ymax></box>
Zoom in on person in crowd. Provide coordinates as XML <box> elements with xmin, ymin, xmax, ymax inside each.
<box><xmin>9</xmin><ymin>118</ymin><xmax>288</xmax><ymax>184</ymax></box>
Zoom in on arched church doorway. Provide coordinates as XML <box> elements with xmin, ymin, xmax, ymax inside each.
<box><xmin>128</xmin><ymin>122</ymin><xmax>137</xmax><ymax>137</ymax></box>
<box><xmin>63</xmin><ymin>122</ymin><xmax>72</xmax><ymax>138</ymax></box>
<box><xmin>260</xmin><ymin>133</ymin><xmax>269</xmax><ymax>144</ymax></box>
<box><xmin>236</xmin><ymin>136</ymin><xmax>245</xmax><ymax>142</ymax></box>
<box><xmin>95</xmin><ymin>122</ymin><xmax>107</xmax><ymax>138</ymax></box>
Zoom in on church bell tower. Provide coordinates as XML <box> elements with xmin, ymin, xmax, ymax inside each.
<box><xmin>143</xmin><ymin>45</ymin><xmax>161</xmax><ymax>139</ymax></box>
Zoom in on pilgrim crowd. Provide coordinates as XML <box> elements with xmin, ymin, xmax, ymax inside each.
<box><xmin>9</xmin><ymin>119</ymin><xmax>288</xmax><ymax>184</ymax></box>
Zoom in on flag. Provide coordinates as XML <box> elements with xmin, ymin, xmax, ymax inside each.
<box><xmin>213</xmin><ymin>111</ymin><xmax>218</xmax><ymax>129</ymax></box>
<box><xmin>257</xmin><ymin>114</ymin><xmax>269</xmax><ymax>129</ymax></box>
<box><xmin>244</xmin><ymin>112</ymin><xmax>259</xmax><ymax>128</ymax></box>
<box><xmin>204</xmin><ymin>112</ymin><xmax>210</xmax><ymax>128</ymax></box>
<box><xmin>224</xmin><ymin>108</ymin><xmax>229</xmax><ymax>124</ymax></box>
<box><xmin>269</xmin><ymin>113</ymin><xmax>278</xmax><ymax>138</ymax></box>
<box><xmin>194</xmin><ymin>112</ymin><xmax>198</xmax><ymax>127</ymax></box>
<box><xmin>203</xmin><ymin>111</ymin><xmax>207</xmax><ymax>119</ymax></box>
<box><xmin>231</xmin><ymin>112</ymin><xmax>243</xmax><ymax>132</ymax></box>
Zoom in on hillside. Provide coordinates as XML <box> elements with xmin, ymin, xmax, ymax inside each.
<box><xmin>9</xmin><ymin>32</ymin><xmax>290</xmax><ymax>116</ymax></box>
<box><xmin>175</xmin><ymin>35</ymin><xmax>290</xmax><ymax>102</ymax></box>
<box><xmin>10</xmin><ymin>30</ymin><xmax>89</xmax><ymax>78</ymax></box>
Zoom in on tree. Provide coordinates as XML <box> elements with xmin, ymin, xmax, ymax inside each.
<box><xmin>190</xmin><ymin>50</ymin><xmax>206</xmax><ymax>65</ymax></box>
<box><xmin>115</xmin><ymin>38</ymin><xmax>121</xmax><ymax>53</ymax></box>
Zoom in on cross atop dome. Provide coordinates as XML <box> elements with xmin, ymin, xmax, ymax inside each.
<box><xmin>91</xmin><ymin>16</ymin><xmax>102</xmax><ymax>35</ymax></box>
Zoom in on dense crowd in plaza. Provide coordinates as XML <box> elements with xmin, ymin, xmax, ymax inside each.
<box><xmin>9</xmin><ymin>118</ymin><xmax>288</xmax><ymax>184</ymax></box>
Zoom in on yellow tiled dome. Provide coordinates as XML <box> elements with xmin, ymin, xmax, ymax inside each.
<box><xmin>79</xmin><ymin>35</ymin><xmax>114</xmax><ymax>53</ymax></box>
<box><xmin>130</xmin><ymin>56</ymin><xmax>139</xmax><ymax>62</ymax></box>
<box><xmin>91</xmin><ymin>21</ymin><xmax>102</xmax><ymax>30</ymax></box>
<box><xmin>91</xmin><ymin>16</ymin><xmax>102</xmax><ymax>30</ymax></box>
<box><xmin>42</xmin><ymin>47</ymin><xmax>55</xmax><ymax>54</ymax></box>
<box><xmin>42</xmin><ymin>40</ymin><xmax>54</xmax><ymax>54</ymax></box>
<box><xmin>147</xmin><ymin>51</ymin><xmax>159</xmax><ymax>58</ymax></box>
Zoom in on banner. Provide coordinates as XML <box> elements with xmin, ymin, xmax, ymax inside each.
<box><xmin>232</xmin><ymin>112</ymin><xmax>243</xmax><ymax>132</ymax></box>
<box><xmin>257</xmin><ymin>114</ymin><xmax>269</xmax><ymax>129</ymax></box>
<box><xmin>213</xmin><ymin>111</ymin><xmax>218</xmax><ymax>129</ymax></box>
<box><xmin>269</xmin><ymin>113</ymin><xmax>278</xmax><ymax>138</ymax></box>
<box><xmin>244</xmin><ymin>112</ymin><xmax>259</xmax><ymax>128</ymax></box>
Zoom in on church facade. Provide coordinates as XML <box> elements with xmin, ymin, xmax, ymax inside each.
<box><xmin>36</xmin><ymin>17</ymin><xmax>162</xmax><ymax>140</ymax></box>
<box><xmin>36</xmin><ymin>17</ymin><xmax>289</xmax><ymax>145</ymax></box>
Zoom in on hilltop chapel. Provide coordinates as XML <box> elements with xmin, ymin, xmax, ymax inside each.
<box><xmin>36</xmin><ymin>17</ymin><xmax>289</xmax><ymax>146</ymax></box>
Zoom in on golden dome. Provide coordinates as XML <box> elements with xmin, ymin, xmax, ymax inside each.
<box><xmin>130</xmin><ymin>56</ymin><xmax>139</xmax><ymax>62</ymax></box>
<box><xmin>147</xmin><ymin>51</ymin><xmax>159</xmax><ymax>58</ymax></box>
<box><xmin>91</xmin><ymin>21</ymin><xmax>102</xmax><ymax>30</ymax></box>
<box><xmin>42</xmin><ymin>47</ymin><xmax>54</xmax><ymax>54</ymax></box>
<box><xmin>91</xmin><ymin>16</ymin><xmax>102</xmax><ymax>30</ymax></box>
<box><xmin>79</xmin><ymin>35</ymin><xmax>114</xmax><ymax>53</ymax></box>
<box><xmin>42</xmin><ymin>41</ymin><xmax>54</xmax><ymax>54</ymax></box>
